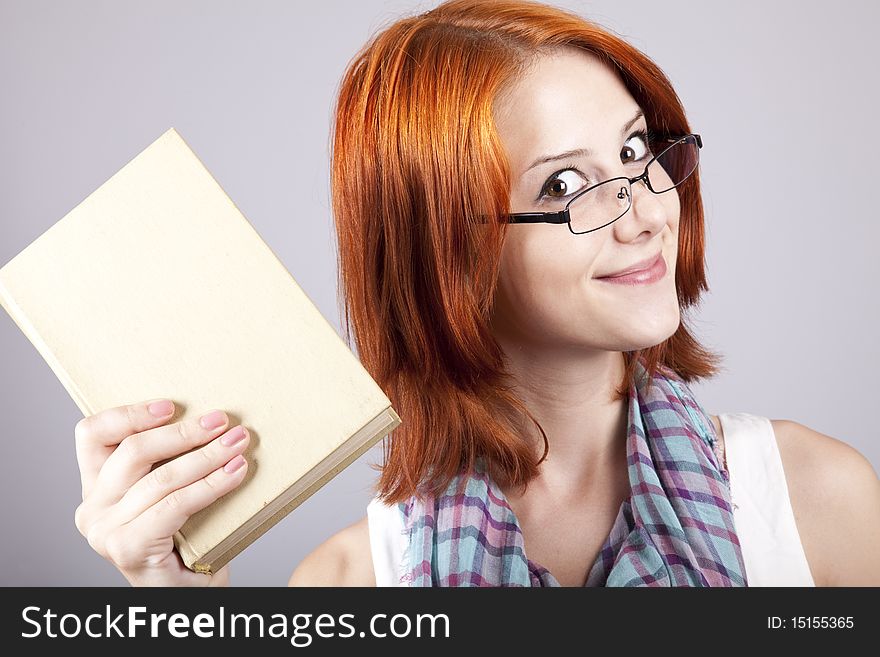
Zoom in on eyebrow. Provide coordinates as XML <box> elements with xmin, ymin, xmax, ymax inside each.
<box><xmin>522</xmin><ymin>109</ymin><xmax>645</xmax><ymax>176</ymax></box>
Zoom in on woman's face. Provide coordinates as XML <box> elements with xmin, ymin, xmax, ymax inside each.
<box><xmin>490</xmin><ymin>47</ymin><xmax>681</xmax><ymax>353</ymax></box>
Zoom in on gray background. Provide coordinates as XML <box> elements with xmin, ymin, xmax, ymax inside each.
<box><xmin>1</xmin><ymin>0</ymin><xmax>877</xmax><ymax>586</ymax></box>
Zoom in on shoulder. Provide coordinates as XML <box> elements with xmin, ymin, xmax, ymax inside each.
<box><xmin>288</xmin><ymin>515</ymin><xmax>377</xmax><ymax>587</ymax></box>
<box><xmin>768</xmin><ymin>419</ymin><xmax>880</xmax><ymax>586</ymax></box>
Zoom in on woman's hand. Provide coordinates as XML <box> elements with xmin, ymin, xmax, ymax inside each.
<box><xmin>73</xmin><ymin>399</ymin><xmax>250</xmax><ymax>586</ymax></box>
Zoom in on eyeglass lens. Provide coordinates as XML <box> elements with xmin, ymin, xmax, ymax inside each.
<box><xmin>568</xmin><ymin>135</ymin><xmax>700</xmax><ymax>234</ymax></box>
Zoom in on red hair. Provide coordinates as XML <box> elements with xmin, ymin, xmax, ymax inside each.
<box><xmin>330</xmin><ymin>0</ymin><xmax>722</xmax><ymax>503</ymax></box>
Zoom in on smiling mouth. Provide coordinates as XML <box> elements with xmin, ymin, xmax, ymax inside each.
<box><xmin>594</xmin><ymin>253</ymin><xmax>667</xmax><ymax>286</ymax></box>
<box><xmin>595</xmin><ymin>252</ymin><xmax>663</xmax><ymax>279</ymax></box>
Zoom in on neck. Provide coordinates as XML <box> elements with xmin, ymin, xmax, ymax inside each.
<box><xmin>493</xmin><ymin>333</ymin><xmax>630</xmax><ymax>503</ymax></box>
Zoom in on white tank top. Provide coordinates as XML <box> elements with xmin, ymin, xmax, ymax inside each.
<box><xmin>366</xmin><ymin>412</ymin><xmax>816</xmax><ymax>586</ymax></box>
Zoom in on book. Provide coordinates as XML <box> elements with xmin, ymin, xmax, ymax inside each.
<box><xmin>0</xmin><ymin>127</ymin><xmax>401</xmax><ymax>574</ymax></box>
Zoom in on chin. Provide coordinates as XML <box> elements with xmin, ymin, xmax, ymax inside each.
<box><xmin>611</xmin><ymin>305</ymin><xmax>681</xmax><ymax>351</ymax></box>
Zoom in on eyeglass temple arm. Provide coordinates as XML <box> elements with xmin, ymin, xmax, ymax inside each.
<box><xmin>506</xmin><ymin>212</ymin><xmax>568</xmax><ymax>224</ymax></box>
<box><xmin>663</xmin><ymin>133</ymin><xmax>702</xmax><ymax>148</ymax></box>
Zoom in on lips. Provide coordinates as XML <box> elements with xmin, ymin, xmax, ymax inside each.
<box><xmin>595</xmin><ymin>252</ymin><xmax>663</xmax><ymax>279</ymax></box>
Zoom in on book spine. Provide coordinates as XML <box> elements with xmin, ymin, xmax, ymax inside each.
<box><xmin>197</xmin><ymin>408</ymin><xmax>403</xmax><ymax>574</ymax></box>
<box><xmin>173</xmin><ymin>530</ymin><xmax>207</xmax><ymax>573</ymax></box>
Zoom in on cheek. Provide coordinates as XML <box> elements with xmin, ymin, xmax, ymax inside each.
<box><xmin>494</xmin><ymin>230</ymin><xmax>600</xmax><ymax>327</ymax></box>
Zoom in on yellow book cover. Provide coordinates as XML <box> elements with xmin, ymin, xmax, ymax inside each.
<box><xmin>0</xmin><ymin>127</ymin><xmax>401</xmax><ymax>574</ymax></box>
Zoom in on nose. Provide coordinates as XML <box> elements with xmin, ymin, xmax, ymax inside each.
<box><xmin>614</xmin><ymin>175</ymin><xmax>666</xmax><ymax>237</ymax></box>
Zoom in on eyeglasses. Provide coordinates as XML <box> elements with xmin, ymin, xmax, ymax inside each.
<box><xmin>504</xmin><ymin>133</ymin><xmax>702</xmax><ymax>235</ymax></box>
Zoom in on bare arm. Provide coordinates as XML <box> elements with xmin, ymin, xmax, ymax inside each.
<box><xmin>772</xmin><ymin>419</ymin><xmax>880</xmax><ymax>586</ymax></box>
<box><xmin>288</xmin><ymin>516</ymin><xmax>377</xmax><ymax>587</ymax></box>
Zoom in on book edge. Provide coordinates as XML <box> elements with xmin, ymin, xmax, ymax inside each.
<box><xmin>0</xmin><ymin>278</ymin><xmax>92</xmax><ymax>417</ymax></box>
<box><xmin>0</xmin><ymin>276</ymin><xmax>207</xmax><ymax>569</ymax></box>
<box><xmin>185</xmin><ymin>405</ymin><xmax>402</xmax><ymax>575</ymax></box>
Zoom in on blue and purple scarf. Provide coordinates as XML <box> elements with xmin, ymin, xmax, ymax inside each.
<box><xmin>398</xmin><ymin>357</ymin><xmax>748</xmax><ymax>586</ymax></box>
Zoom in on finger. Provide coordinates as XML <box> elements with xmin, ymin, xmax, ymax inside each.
<box><xmin>114</xmin><ymin>425</ymin><xmax>251</xmax><ymax>522</ymax></box>
<box><xmin>74</xmin><ymin>424</ymin><xmax>245</xmax><ymax>541</ymax></box>
<box><xmin>91</xmin><ymin>409</ymin><xmax>232</xmax><ymax>506</ymax></box>
<box><xmin>127</xmin><ymin>454</ymin><xmax>249</xmax><ymax>540</ymax></box>
<box><xmin>75</xmin><ymin>399</ymin><xmax>177</xmax><ymax>500</ymax></box>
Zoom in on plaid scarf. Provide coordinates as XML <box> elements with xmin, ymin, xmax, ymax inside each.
<box><xmin>398</xmin><ymin>357</ymin><xmax>748</xmax><ymax>586</ymax></box>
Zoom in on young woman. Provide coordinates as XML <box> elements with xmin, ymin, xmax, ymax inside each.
<box><xmin>72</xmin><ymin>0</ymin><xmax>880</xmax><ymax>587</ymax></box>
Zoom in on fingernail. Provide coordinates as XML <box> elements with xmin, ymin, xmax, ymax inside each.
<box><xmin>220</xmin><ymin>426</ymin><xmax>248</xmax><ymax>447</ymax></box>
<box><xmin>224</xmin><ymin>455</ymin><xmax>246</xmax><ymax>473</ymax></box>
<box><xmin>199</xmin><ymin>410</ymin><xmax>227</xmax><ymax>430</ymax></box>
<box><xmin>148</xmin><ymin>400</ymin><xmax>174</xmax><ymax>418</ymax></box>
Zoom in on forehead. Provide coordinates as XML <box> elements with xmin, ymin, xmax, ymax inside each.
<box><xmin>493</xmin><ymin>48</ymin><xmax>639</xmax><ymax>161</ymax></box>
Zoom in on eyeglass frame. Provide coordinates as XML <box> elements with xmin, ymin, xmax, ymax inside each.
<box><xmin>503</xmin><ymin>133</ymin><xmax>703</xmax><ymax>235</ymax></box>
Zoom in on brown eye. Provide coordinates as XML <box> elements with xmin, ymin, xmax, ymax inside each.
<box><xmin>542</xmin><ymin>170</ymin><xmax>587</xmax><ymax>199</ymax></box>
<box><xmin>622</xmin><ymin>131</ymin><xmax>651</xmax><ymax>164</ymax></box>
<box><xmin>546</xmin><ymin>178</ymin><xmax>567</xmax><ymax>197</ymax></box>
